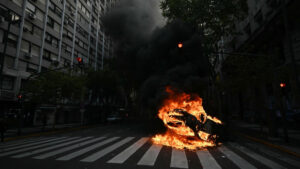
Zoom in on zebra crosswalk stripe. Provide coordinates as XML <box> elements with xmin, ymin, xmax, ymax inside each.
<box><xmin>107</xmin><ymin>137</ymin><xmax>148</xmax><ymax>164</ymax></box>
<box><xmin>218</xmin><ymin>145</ymin><xmax>257</xmax><ymax>169</ymax></box>
<box><xmin>0</xmin><ymin>135</ymin><xmax>294</xmax><ymax>169</ymax></box>
<box><xmin>0</xmin><ymin>137</ymin><xmax>74</xmax><ymax>157</ymax></box>
<box><xmin>196</xmin><ymin>150</ymin><xmax>222</xmax><ymax>169</ymax></box>
<box><xmin>56</xmin><ymin>137</ymin><xmax>120</xmax><ymax>161</ymax></box>
<box><xmin>170</xmin><ymin>148</ymin><xmax>188</xmax><ymax>169</ymax></box>
<box><xmin>80</xmin><ymin>137</ymin><xmax>134</xmax><ymax>162</ymax></box>
<box><xmin>0</xmin><ymin>137</ymin><xmax>52</xmax><ymax>149</ymax></box>
<box><xmin>0</xmin><ymin>137</ymin><xmax>58</xmax><ymax>152</ymax></box>
<box><xmin>229</xmin><ymin>143</ymin><xmax>287</xmax><ymax>169</ymax></box>
<box><xmin>245</xmin><ymin>142</ymin><xmax>300</xmax><ymax>168</ymax></box>
<box><xmin>137</xmin><ymin>144</ymin><xmax>162</xmax><ymax>166</ymax></box>
<box><xmin>12</xmin><ymin>137</ymin><xmax>93</xmax><ymax>158</ymax></box>
<box><xmin>34</xmin><ymin>137</ymin><xmax>106</xmax><ymax>159</ymax></box>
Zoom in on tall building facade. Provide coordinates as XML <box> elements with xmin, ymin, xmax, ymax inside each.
<box><xmin>215</xmin><ymin>0</ymin><xmax>300</xmax><ymax>121</ymax></box>
<box><xmin>0</xmin><ymin>0</ymin><xmax>115</xmax><ymax>113</ymax></box>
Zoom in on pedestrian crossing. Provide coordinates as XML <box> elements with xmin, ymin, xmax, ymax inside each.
<box><xmin>0</xmin><ymin>136</ymin><xmax>298</xmax><ymax>169</ymax></box>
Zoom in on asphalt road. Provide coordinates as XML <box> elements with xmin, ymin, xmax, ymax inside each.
<box><xmin>0</xmin><ymin>123</ymin><xmax>299</xmax><ymax>169</ymax></box>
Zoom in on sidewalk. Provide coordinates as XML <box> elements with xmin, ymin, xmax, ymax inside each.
<box><xmin>3</xmin><ymin>123</ymin><xmax>82</xmax><ymax>139</ymax></box>
<box><xmin>230</xmin><ymin>120</ymin><xmax>300</xmax><ymax>157</ymax></box>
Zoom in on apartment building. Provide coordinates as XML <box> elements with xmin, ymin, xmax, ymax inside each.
<box><xmin>0</xmin><ymin>0</ymin><xmax>115</xmax><ymax>114</ymax></box>
<box><xmin>215</xmin><ymin>0</ymin><xmax>300</xmax><ymax>121</ymax></box>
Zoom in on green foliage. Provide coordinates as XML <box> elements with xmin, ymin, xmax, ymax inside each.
<box><xmin>86</xmin><ymin>68</ymin><xmax>120</xmax><ymax>98</ymax></box>
<box><xmin>24</xmin><ymin>71</ymin><xmax>86</xmax><ymax>104</ymax></box>
<box><xmin>160</xmin><ymin>0</ymin><xmax>247</xmax><ymax>49</ymax></box>
<box><xmin>220</xmin><ymin>53</ymin><xmax>292</xmax><ymax>92</ymax></box>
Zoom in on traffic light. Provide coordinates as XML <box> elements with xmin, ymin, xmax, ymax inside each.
<box><xmin>76</xmin><ymin>57</ymin><xmax>83</xmax><ymax>63</ymax></box>
<box><xmin>76</xmin><ymin>57</ymin><xmax>84</xmax><ymax>68</ymax></box>
<box><xmin>280</xmin><ymin>82</ymin><xmax>287</xmax><ymax>96</ymax></box>
<box><xmin>17</xmin><ymin>94</ymin><xmax>22</xmax><ymax>99</ymax></box>
<box><xmin>17</xmin><ymin>94</ymin><xmax>23</xmax><ymax>103</ymax></box>
<box><xmin>280</xmin><ymin>82</ymin><xmax>286</xmax><ymax>88</ymax></box>
<box><xmin>178</xmin><ymin>42</ymin><xmax>183</xmax><ymax>48</ymax></box>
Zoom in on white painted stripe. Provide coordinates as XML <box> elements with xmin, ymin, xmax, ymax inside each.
<box><xmin>81</xmin><ymin>137</ymin><xmax>134</xmax><ymax>162</ymax></box>
<box><xmin>0</xmin><ymin>137</ymin><xmax>76</xmax><ymax>157</ymax></box>
<box><xmin>57</xmin><ymin>137</ymin><xmax>119</xmax><ymax>161</ymax></box>
<box><xmin>34</xmin><ymin>137</ymin><xmax>106</xmax><ymax>159</ymax></box>
<box><xmin>229</xmin><ymin>143</ymin><xmax>287</xmax><ymax>169</ymax></box>
<box><xmin>0</xmin><ymin>137</ymin><xmax>51</xmax><ymax>149</ymax></box>
<box><xmin>137</xmin><ymin>144</ymin><xmax>162</xmax><ymax>166</ymax></box>
<box><xmin>12</xmin><ymin>137</ymin><xmax>92</xmax><ymax>158</ymax></box>
<box><xmin>245</xmin><ymin>142</ymin><xmax>300</xmax><ymax>168</ymax></box>
<box><xmin>170</xmin><ymin>148</ymin><xmax>188</xmax><ymax>169</ymax></box>
<box><xmin>196</xmin><ymin>150</ymin><xmax>222</xmax><ymax>169</ymax></box>
<box><xmin>108</xmin><ymin>137</ymin><xmax>148</xmax><ymax>164</ymax></box>
<box><xmin>0</xmin><ymin>137</ymin><xmax>59</xmax><ymax>152</ymax></box>
<box><xmin>218</xmin><ymin>146</ymin><xmax>257</xmax><ymax>169</ymax></box>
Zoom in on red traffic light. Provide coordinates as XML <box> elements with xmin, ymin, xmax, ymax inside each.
<box><xmin>178</xmin><ymin>42</ymin><xmax>183</xmax><ymax>48</ymax></box>
<box><xmin>280</xmin><ymin>83</ymin><xmax>286</xmax><ymax>88</ymax></box>
<box><xmin>76</xmin><ymin>57</ymin><xmax>82</xmax><ymax>63</ymax></box>
<box><xmin>17</xmin><ymin>94</ymin><xmax>22</xmax><ymax>99</ymax></box>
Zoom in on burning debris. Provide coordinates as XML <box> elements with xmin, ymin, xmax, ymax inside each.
<box><xmin>152</xmin><ymin>87</ymin><xmax>222</xmax><ymax>150</ymax></box>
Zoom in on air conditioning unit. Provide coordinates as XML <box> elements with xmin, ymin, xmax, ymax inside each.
<box><xmin>23</xmin><ymin>27</ymin><xmax>29</xmax><ymax>32</ymax></box>
<box><xmin>24</xmin><ymin>52</ymin><xmax>32</xmax><ymax>59</ymax></box>
<box><xmin>28</xmin><ymin>13</ymin><xmax>36</xmax><ymax>20</ymax></box>
<box><xmin>64</xmin><ymin>19</ymin><xmax>69</xmax><ymax>25</ymax></box>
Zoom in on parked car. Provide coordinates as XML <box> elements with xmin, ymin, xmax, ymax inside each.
<box><xmin>106</xmin><ymin>112</ymin><xmax>122</xmax><ymax>123</ymax></box>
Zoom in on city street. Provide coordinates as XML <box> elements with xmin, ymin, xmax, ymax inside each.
<box><xmin>0</xmin><ymin>124</ymin><xmax>299</xmax><ymax>169</ymax></box>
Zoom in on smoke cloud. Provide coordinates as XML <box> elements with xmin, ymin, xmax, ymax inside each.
<box><xmin>103</xmin><ymin>0</ymin><xmax>210</xmax><ymax>118</ymax></box>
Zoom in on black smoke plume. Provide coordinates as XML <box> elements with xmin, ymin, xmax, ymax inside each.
<box><xmin>103</xmin><ymin>0</ymin><xmax>210</xmax><ymax>119</ymax></box>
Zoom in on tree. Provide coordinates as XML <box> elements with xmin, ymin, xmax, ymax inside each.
<box><xmin>24</xmin><ymin>71</ymin><xmax>86</xmax><ymax>128</ymax></box>
<box><xmin>25</xmin><ymin>71</ymin><xmax>85</xmax><ymax>105</ymax></box>
<box><xmin>160</xmin><ymin>0</ymin><xmax>247</xmax><ymax>51</ymax></box>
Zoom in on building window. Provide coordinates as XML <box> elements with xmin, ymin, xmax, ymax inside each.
<box><xmin>47</xmin><ymin>17</ymin><xmax>54</xmax><ymax>28</ymax></box>
<box><xmin>1</xmin><ymin>76</ymin><xmax>14</xmax><ymax>90</ymax></box>
<box><xmin>26</xmin><ymin>63</ymin><xmax>38</xmax><ymax>73</ymax></box>
<box><xmin>4</xmin><ymin>55</ymin><xmax>15</xmax><ymax>68</ymax></box>
<box><xmin>7</xmin><ymin>34</ymin><xmax>18</xmax><ymax>47</ymax></box>
<box><xmin>54</xmin><ymin>22</ymin><xmax>60</xmax><ymax>32</ymax></box>
<box><xmin>23</xmin><ymin>20</ymin><xmax>33</xmax><ymax>34</ymax></box>
<box><xmin>43</xmin><ymin>49</ymin><xmax>51</xmax><ymax>61</ymax></box>
<box><xmin>31</xmin><ymin>44</ymin><xmax>40</xmax><ymax>57</ymax></box>
<box><xmin>26</xmin><ymin>2</ymin><xmax>36</xmax><ymax>13</ymax></box>
<box><xmin>21</xmin><ymin>39</ymin><xmax>30</xmax><ymax>53</ymax></box>
<box><xmin>33</xmin><ymin>26</ymin><xmax>43</xmax><ymax>38</ymax></box>
<box><xmin>11</xmin><ymin>0</ymin><xmax>22</xmax><ymax>7</ymax></box>
<box><xmin>49</xmin><ymin>1</ymin><xmax>55</xmax><ymax>11</ymax></box>
<box><xmin>45</xmin><ymin>33</ymin><xmax>58</xmax><ymax>48</ymax></box>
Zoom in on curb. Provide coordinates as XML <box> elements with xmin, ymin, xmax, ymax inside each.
<box><xmin>235</xmin><ymin>131</ymin><xmax>300</xmax><ymax>159</ymax></box>
<box><xmin>3</xmin><ymin>125</ymin><xmax>97</xmax><ymax>142</ymax></box>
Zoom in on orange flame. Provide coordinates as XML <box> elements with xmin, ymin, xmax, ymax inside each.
<box><xmin>152</xmin><ymin>87</ymin><xmax>222</xmax><ymax>150</ymax></box>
